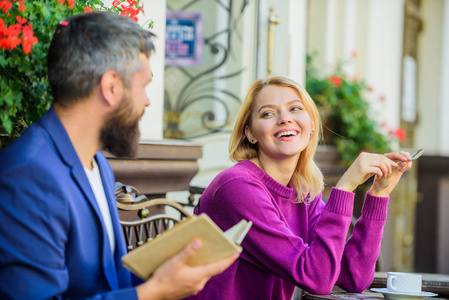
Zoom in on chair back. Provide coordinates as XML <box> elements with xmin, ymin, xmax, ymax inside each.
<box><xmin>115</xmin><ymin>182</ymin><xmax>190</xmax><ymax>252</ymax></box>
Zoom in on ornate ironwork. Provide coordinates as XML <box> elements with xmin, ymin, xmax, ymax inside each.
<box><xmin>164</xmin><ymin>0</ymin><xmax>251</xmax><ymax>139</ymax></box>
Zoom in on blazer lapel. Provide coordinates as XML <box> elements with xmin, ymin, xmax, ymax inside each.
<box><xmin>40</xmin><ymin>108</ymin><xmax>120</xmax><ymax>290</ymax></box>
<box><xmin>96</xmin><ymin>153</ymin><xmax>132</xmax><ymax>288</ymax></box>
<box><xmin>71</xmin><ymin>165</ymin><xmax>120</xmax><ymax>290</ymax></box>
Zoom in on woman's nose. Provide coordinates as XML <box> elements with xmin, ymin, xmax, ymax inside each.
<box><xmin>277</xmin><ymin>111</ymin><xmax>293</xmax><ymax>125</ymax></box>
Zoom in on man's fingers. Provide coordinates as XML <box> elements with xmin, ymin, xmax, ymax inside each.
<box><xmin>169</xmin><ymin>238</ymin><xmax>238</xmax><ymax>279</ymax></box>
<box><xmin>174</xmin><ymin>239</ymin><xmax>203</xmax><ymax>264</ymax></box>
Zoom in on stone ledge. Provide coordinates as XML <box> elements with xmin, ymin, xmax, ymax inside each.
<box><xmin>104</xmin><ymin>139</ymin><xmax>203</xmax><ymax>195</ymax></box>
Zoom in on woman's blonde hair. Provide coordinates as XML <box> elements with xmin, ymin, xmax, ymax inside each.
<box><xmin>229</xmin><ymin>76</ymin><xmax>324</xmax><ymax>203</ymax></box>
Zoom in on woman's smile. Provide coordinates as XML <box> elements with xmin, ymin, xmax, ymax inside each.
<box><xmin>275</xmin><ymin>129</ymin><xmax>299</xmax><ymax>140</ymax></box>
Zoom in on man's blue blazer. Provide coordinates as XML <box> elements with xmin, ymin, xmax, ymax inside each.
<box><xmin>0</xmin><ymin>108</ymin><xmax>137</xmax><ymax>299</ymax></box>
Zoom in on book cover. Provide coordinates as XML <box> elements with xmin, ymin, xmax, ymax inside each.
<box><xmin>121</xmin><ymin>213</ymin><xmax>252</xmax><ymax>280</ymax></box>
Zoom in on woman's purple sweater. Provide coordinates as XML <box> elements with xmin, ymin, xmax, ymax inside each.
<box><xmin>190</xmin><ymin>160</ymin><xmax>389</xmax><ymax>300</ymax></box>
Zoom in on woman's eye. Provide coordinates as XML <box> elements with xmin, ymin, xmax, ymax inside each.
<box><xmin>261</xmin><ymin>111</ymin><xmax>274</xmax><ymax>117</ymax></box>
<box><xmin>291</xmin><ymin>106</ymin><xmax>303</xmax><ymax>111</ymax></box>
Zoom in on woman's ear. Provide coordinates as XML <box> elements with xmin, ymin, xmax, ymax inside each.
<box><xmin>245</xmin><ymin>125</ymin><xmax>256</xmax><ymax>144</ymax></box>
<box><xmin>99</xmin><ymin>70</ymin><xmax>123</xmax><ymax>107</ymax></box>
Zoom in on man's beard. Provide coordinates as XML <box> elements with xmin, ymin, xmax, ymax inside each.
<box><xmin>100</xmin><ymin>93</ymin><xmax>142</xmax><ymax>158</ymax></box>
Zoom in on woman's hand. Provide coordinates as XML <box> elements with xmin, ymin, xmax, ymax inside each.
<box><xmin>335</xmin><ymin>151</ymin><xmax>412</xmax><ymax>195</ymax></box>
<box><xmin>368</xmin><ymin>151</ymin><xmax>412</xmax><ymax>197</ymax></box>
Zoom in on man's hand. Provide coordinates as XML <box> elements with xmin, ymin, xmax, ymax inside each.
<box><xmin>136</xmin><ymin>239</ymin><xmax>239</xmax><ymax>300</ymax></box>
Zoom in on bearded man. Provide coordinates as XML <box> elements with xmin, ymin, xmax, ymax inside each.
<box><xmin>0</xmin><ymin>11</ymin><xmax>237</xmax><ymax>300</ymax></box>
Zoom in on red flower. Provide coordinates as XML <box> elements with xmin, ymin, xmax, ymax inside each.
<box><xmin>21</xmin><ymin>23</ymin><xmax>37</xmax><ymax>54</ymax></box>
<box><xmin>84</xmin><ymin>6</ymin><xmax>93</xmax><ymax>13</ymax></box>
<box><xmin>379</xmin><ymin>95</ymin><xmax>386</xmax><ymax>103</ymax></box>
<box><xmin>328</xmin><ymin>75</ymin><xmax>343</xmax><ymax>88</ymax></box>
<box><xmin>0</xmin><ymin>1</ymin><xmax>12</xmax><ymax>14</ymax></box>
<box><xmin>368</xmin><ymin>86</ymin><xmax>374</xmax><ymax>92</ymax></box>
<box><xmin>114</xmin><ymin>0</ymin><xmax>144</xmax><ymax>22</ymax></box>
<box><xmin>0</xmin><ymin>17</ymin><xmax>5</xmax><ymax>31</ymax></box>
<box><xmin>18</xmin><ymin>0</ymin><xmax>25</xmax><ymax>12</ymax></box>
<box><xmin>389</xmin><ymin>127</ymin><xmax>406</xmax><ymax>143</ymax></box>
<box><xmin>0</xmin><ymin>12</ymin><xmax>37</xmax><ymax>53</ymax></box>
<box><xmin>0</xmin><ymin>34</ymin><xmax>21</xmax><ymax>50</ymax></box>
<box><xmin>16</xmin><ymin>15</ymin><xmax>26</xmax><ymax>25</ymax></box>
<box><xmin>7</xmin><ymin>24</ymin><xmax>21</xmax><ymax>36</ymax></box>
<box><xmin>351</xmin><ymin>50</ymin><xmax>357</xmax><ymax>59</ymax></box>
<box><xmin>54</xmin><ymin>0</ymin><xmax>73</xmax><ymax>9</ymax></box>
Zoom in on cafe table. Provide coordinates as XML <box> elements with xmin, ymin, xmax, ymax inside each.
<box><xmin>301</xmin><ymin>272</ymin><xmax>449</xmax><ymax>300</ymax></box>
<box><xmin>302</xmin><ymin>289</ymin><xmax>449</xmax><ymax>300</ymax></box>
<box><xmin>302</xmin><ymin>292</ymin><xmax>449</xmax><ymax>299</ymax></box>
<box><xmin>301</xmin><ymin>290</ymin><xmax>384</xmax><ymax>299</ymax></box>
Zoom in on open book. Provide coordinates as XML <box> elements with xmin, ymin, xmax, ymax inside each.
<box><xmin>121</xmin><ymin>213</ymin><xmax>252</xmax><ymax>280</ymax></box>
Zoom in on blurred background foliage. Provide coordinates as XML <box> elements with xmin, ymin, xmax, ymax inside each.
<box><xmin>305</xmin><ymin>53</ymin><xmax>404</xmax><ymax>166</ymax></box>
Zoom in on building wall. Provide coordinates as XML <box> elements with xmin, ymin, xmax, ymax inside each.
<box><xmin>416</xmin><ymin>0</ymin><xmax>444</xmax><ymax>154</ymax></box>
<box><xmin>308</xmin><ymin>0</ymin><xmax>404</xmax><ymax>133</ymax></box>
<box><xmin>138</xmin><ymin>0</ymin><xmax>166</xmax><ymax>141</ymax></box>
<box><xmin>364</xmin><ymin>0</ymin><xmax>404</xmax><ymax>132</ymax></box>
<box><xmin>103</xmin><ymin>0</ymin><xmax>166</xmax><ymax>140</ymax></box>
<box><xmin>414</xmin><ymin>0</ymin><xmax>449</xmax><ymax>274</ymax></box>
<box><xmin>416</xmin><ymin>0</ymin><xmax>449</xmax><ymax>155</ymax></box>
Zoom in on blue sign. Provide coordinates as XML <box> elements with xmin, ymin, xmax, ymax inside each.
<box><xmin>165</xmin><ymin>11</ymin><xmax>203</xmax><ymax>66</ymax></box>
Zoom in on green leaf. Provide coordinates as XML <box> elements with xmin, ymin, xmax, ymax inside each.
<box><xmin>0</xmin><ymin>114</ymin><xmax>13</xmax><ymax>134</ymax></box>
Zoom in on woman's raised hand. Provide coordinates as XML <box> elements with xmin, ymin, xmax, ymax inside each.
<box><xmin>368</xmin><ymin>151</ymin><xmax>412</xmax><ymax>197</ymax></box>
<box><xmin>335</xmin><ymin>151</ymin><xmax>412</xmax><ymax>196</ymax></box>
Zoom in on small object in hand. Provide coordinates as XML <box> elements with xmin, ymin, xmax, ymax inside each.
<box><xmin>396</xmin><ymin>149</ymin><xmax>423</xmax><ymax>167</ymax></box>
<box><xmin>410</xmin><ymin>149</ymin><xmax>424</xmax><ymax>161</ymax></box>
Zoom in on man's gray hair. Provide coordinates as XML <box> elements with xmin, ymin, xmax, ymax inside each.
<box><xmin>47</xmin><ymin>11</ymin><xmax>155</xmax><ymax>106</ymax></box>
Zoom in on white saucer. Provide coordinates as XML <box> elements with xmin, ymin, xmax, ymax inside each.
<box><xmin>370</xmin><ymin>288</ymin><xmax>438</xmax><ymax>299</ymax></box>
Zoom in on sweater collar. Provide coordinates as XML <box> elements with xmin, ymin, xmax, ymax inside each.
<box><xmin>240</xmin><ymin>160</ymin><xmax>294</xmax><ymax>199</ymax></box>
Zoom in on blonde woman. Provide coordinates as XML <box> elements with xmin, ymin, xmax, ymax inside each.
<box><xmin>190</xmin><ymin>76</ymin><xmax>412</xmax><ymax>300</ymax></box>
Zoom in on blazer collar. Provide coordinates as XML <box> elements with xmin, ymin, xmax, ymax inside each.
<box><xmin>39</xmin><ymin>107</ymin><xmax>80</xmax><ymax>169</ymax></box>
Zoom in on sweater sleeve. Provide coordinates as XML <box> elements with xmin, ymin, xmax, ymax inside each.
<box><xmin>201</xmin><ymin>177</ymin><xmax>354</xmax><ymax>295</ymax></box>
<box><xmin>335</xmin><ymin>191</ymin><xmax>389</xmax><ymax>292</ymax></box>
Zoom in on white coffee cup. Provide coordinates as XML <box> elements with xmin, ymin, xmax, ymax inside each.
<box><xmin>387</xmin><ymin>272</ymin><xmax>422</xmax><ymax>294</ymax></box>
